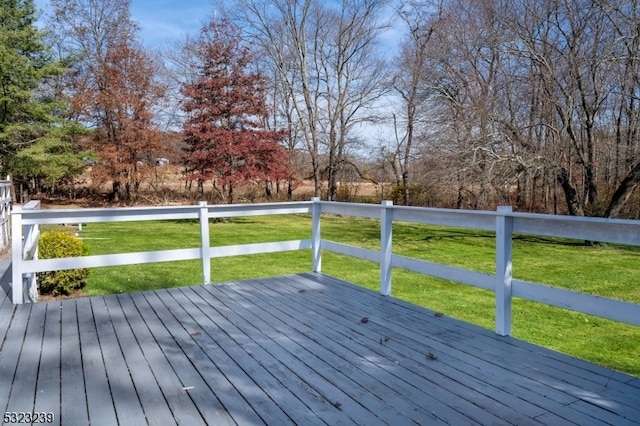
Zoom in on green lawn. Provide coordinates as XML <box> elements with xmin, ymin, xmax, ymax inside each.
<box><xmin>65</xmin><ymin>213</ymin><xmax>640</xmax><ymax>377</ymax></box>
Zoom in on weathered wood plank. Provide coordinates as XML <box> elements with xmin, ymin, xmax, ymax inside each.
<box><xmin>264</xmin><ymin>272</ymin><xmax>604</xmax><ymax>423</ymax></box>
<box><xmin>184</xmin><ymin>284</ymin><xmax>382</xmax><ymax>425</ymax></box>
<box><xmin>76</xmin><ymin>296</ymin><xmax>119</xmax><ymax>425</ymax></box>
<box><xmin>5</xmin><ymin>303</ymin><xmax>45</xmax><ymax>414</ymax></box>
<box><xmin>100</xmin><ymin>294</ymin><xmax>174</xmax><ymax>426</ymax></box>
<box><xmin>123</xmin><ymin>291</ymin><xmax>208</xmax><ymax>426</ymax></box>
<box><xmin>34</xmin><ymin>301</ymin><xmax>62</xmax><ymax>425</ymax></box>
<box><xmin>91</xmin><ymin>296</ymin><xmax>148</xmax><ymax>425</ymax></box>
<box><xmin>0</xmin><ymin>304</ymin><xmax>32</xmax><ymax>413</ymax></box>
<box><xmin>160</xmin><ymin>287</ymin><xmax>277</xmax><ymax>426</ymax></box>
<box><xmin>59</xmin><ymin>299</ymin><xmax>89</xmax><ymax>425</ymax></box>
<box><xmin>140</xmin><ymin>289</ymin><xmax>240</xmax><ymax>425</ymax></box>
<box><xmin>163</xmin><ymin>286</ymin><xmax>302</xmax><ymax>425</ymax></box>
<box><xmin>206</xmin><ymin>281</ymin><xmax>458</xmax><ymax>425</ymax></box>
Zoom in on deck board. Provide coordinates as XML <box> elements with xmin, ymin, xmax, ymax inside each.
<box><xmin>34</xmin><ymin>302</ymin><xmax>62</xmax><ymax>417</ymax></box>
<box><xmin>77</xmin><ymin>296</ymin><xmax>119</xmax><ymax>426</ymax></box>
<box><xmin>138</xmin><ymin>289</ymin><xmax>238</xmax><ymax>426</ymax></box>
<box><xmin>123</xmin><ymin>291</ymin><xmax>209</xmax><ymax>426</ymax></box>
<box><xmin>231</xmin><ymin>275</ymin><xmax>539</xmax><ymax>424</ymax></box>
<box><xmin>0</xmin><ymin>272</ymin><xmax>638</xmax><ymax>425</ymax></box>
<box><xmin>102</xmin><ymin>294</ymin><xmax>174</xmax><ymax>426</ymax></box>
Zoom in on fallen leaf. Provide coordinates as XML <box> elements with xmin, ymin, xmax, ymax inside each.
<box><xmin>426</xmin><ymin>352</ymin><xmax>438</xmax><ymax>361</ymax></box>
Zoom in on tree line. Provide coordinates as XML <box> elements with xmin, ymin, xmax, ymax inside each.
<box><xmin>386</xmin><ymin>0</ymin><xmax>640</xmax><ymax>218</ymax></box>
<box><xmin>2</xmin><ymin>0</ymin><xmax>640</xmax><ymax>217</ymax></box>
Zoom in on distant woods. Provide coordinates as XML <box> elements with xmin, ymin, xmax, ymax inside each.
<box><xmin>2</xmin><ymin>0</ymin><xmax>640</xmax><ymax>217</ymax></box>
<box><xmin>385</xmin><ymin>0</ymin><xmax>640</xmax><ymax>218</ymax></box>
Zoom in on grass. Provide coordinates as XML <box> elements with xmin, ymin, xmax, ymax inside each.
<box><xmin>54</xmin><ymin>213</ymin><xmax>640</xmax><ymax>377</ymax></box>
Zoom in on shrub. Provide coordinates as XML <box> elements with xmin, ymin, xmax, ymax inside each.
<box><xmin>37</xmin><ymin>231</ymin><xmax>90</xmax><ymax>296</ymax></box>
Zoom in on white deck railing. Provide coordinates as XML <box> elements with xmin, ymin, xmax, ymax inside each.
<box><xmin>10</xmin><ymin>198</ymin><xmax>640</xmax><ymax>336</ymax></box>
<box><xmin>0</xmin><ymin>179</ymin><xmax>11</xmax><ymax>251</ymax></box>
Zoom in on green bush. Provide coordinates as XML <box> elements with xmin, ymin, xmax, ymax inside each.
<box><xmin>37</xmin><ymin>231</ymin><xmax>90</xmax><ymax>296</ymax></box>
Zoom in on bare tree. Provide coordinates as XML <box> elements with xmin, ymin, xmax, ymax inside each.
<box><xmin>600</xmin><ymin>0</ymin><xmax>640</xmax><ymax>217</ymax></box>
<box><xmin>503</xmin><ymin>0</ymin><xmax>639</xmax><ymax>216</ymax></box>
<box><xmin>236</xmin><ymin>0</ymin><xmax>391</xmax><ymax>200</ymax></box>
<box><xmin>316</xmin><ymin>0</ymin><xmax>392</xmax><ymax>200</ymax></box>
<box><xmin>396</xmin><ymin>0</ymin><xmax>640</xmax><ymax>217</ymax></box>
<box><xmin>235</xmin><ymin>0</ymin><xmax>323</xmax><ymax>196</ymax></box>
<box><xmin>391</xmin><ymin>0</ymin><xmax>442</xmax><ymax>205</ymax></box>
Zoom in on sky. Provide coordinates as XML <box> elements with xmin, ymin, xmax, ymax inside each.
<box><xmin>34</xmin><ymin>0</ymin><xmax>220</xmax><ymax>49</ymax></box>
<box><xmin>34</xmin><ymin>0</ymin><xmax>402</xmax><ymax>52</ymax></box>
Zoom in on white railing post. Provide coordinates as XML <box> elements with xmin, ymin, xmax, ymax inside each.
<box><xmin>198</xmin><ymin>201</ymin><xmax>211</xmax><ymax>284</ymax></box>
<box><xmin>495</xmin><ymin>206</ymin><xmax>513</xmax><ymax>336</ymax></box>
<box><xmin>380</xmin><ymin>200</ymin><xmax>393</xmax><ymax>296</ymax></box>
<box><xmin>311</xmin><ymin>197</ymin><xmax>322</xmax><ymax>272</ymax></box>
<box><xmin>11</xmin><ymin>205</ymin><xmax>23</xmax><ymax>304</ymax></box>
<box><xmin>0</xmin><ymin>178</ymin><xmax>10</xmax><ymax>249</ymax></box>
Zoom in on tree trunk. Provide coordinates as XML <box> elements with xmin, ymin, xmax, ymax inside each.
<box><xmin>402</xmin><ymin>171</ymin><xmax>410</xmax><ymax>206</ymax></box>
<box><xmin>557</xmin><ymin>168</ymin><xmax>584</xmax><ymax>216</ymax></box>
<box><xmin>265</xmin><ymin>181</ymin><xmax>272</xmax><ymax>199</ymax></box>
<box><xmin>328</xmin><ymin>168</ymin><xmax>338</xmax><ymax>201</ymax></box>
<box><xmin>228</xmin><ymin>183</ymin><xmax>234</xmax><ymax>204</ymax></box>
<box><xmin>604</xmin><ymin>160</ymin><xmax>640</xmax><ymax>218</ymax></box>
<box><xmin>110</xmin><ymin>181</ymin><xmax>121</xmax><ymax>203</ymax></box>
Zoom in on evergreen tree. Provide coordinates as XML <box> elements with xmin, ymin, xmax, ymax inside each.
<box><xmin>0</xmin><ymin>0</ymin><xmax>87</xmax><ymax>199</ymax></box>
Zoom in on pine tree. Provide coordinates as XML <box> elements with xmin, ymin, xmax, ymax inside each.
<box><xmin>181</xmin><ymin>17</ymin><xmax>292</xmax><ymax>203</ymax></box>
<box><xmin>0</xmin><ymin>0</ymin><xmax>86</xmax><ymax>199</ymax></box>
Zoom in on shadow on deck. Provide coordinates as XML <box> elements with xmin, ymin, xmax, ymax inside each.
<box><xmin>0</xmin><ymin>272</ymin><xmax>639</xmax><ymax>425</ymax></box>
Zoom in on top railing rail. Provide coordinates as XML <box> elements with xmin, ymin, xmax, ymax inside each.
<box><xmin>9</xmin><ymin>198</ymin><xmax>640</xmax><ymax>337</ymax></box>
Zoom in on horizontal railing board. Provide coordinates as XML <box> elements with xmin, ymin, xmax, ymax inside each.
<box><xmin>512</xmin><ymin>215</ymin><xmax>640</xmax><ymax>246</ymax></box>
<box><xmin>391</xmin><ymin>254</ymin><xmax>495</xmax><ymax>291</ymax></box>
<box><xmin>23</xmin><ymin>240</ymin><xmax>313</xmax><ymax>273</ymax></box>
<box><xmin>321</xmin><ymin>240</ymin><xmax>380</xmax><ymax>263</ymax></box>
<box><xmin>210</xmin><ymin>239</ymin><xmax>312</xmax><ymax>257</ymax></box>
<box><xmin>18</xmin><ymin>206</ymin><xmax>200</xmax><ymax>224</ymax></box>
<box><xmin>23</xmin><ymin>248</ymin><xmax>201</xmax><ymax>273</ymax></box>
<box><xmin>18</xmin><ymin>202</ymin><xmax>314</xmax><ymax>225</ymax></box>
<box><xmin>392</xmin><ymin>206</ymin><xmax>497</xmax><ymax>231</ymax></box>
<box><xmin>320</xmin><ymin>240</ymin><xmax>496</xmax><ymax>293</ymax></box>
<box><xmin>207</xmin><ymin>202</ymin><xmax>312</xmax><ymax>218</ymax></box>
<box><xmin>320</xmin><ymin>201</ymin><xmax>381</xmax><ymax>219</ymax></box>
<box><xmin>512</xmin><ymin>279</ymin><xmax>640</xmax><ymax>327</ymax></box>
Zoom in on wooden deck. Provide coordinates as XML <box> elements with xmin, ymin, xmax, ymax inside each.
<box><xmin>0</xmin><ymin>271</ymin><xmax>639</xmax><ymax>425</ymax></box>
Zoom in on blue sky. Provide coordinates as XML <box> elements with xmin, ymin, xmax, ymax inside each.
<box><xmin>129</xmin><ymin>0</ymin><xmax>217</xmax><ymax>47</ymax></box>
<box><xmin>34</xmin><ymin>0</ymin><xmax>218</xmax><ymax>48</ymax></box>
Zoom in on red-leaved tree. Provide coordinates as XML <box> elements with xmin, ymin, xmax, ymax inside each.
<box><xmin>181</xmin><ymin>17</ymin><xmax>292</xmax><ymax>203</ymax></box>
